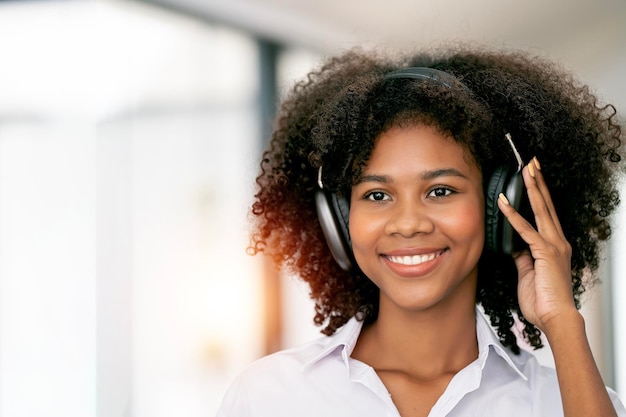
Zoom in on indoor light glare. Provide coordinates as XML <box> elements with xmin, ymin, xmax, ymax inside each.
<box><xmin>0</xmin><ymin>0</ymin><xmax>257</xmax><ymax>121</ymax></box>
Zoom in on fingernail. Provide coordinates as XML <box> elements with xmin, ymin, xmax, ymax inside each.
<box><xmin>498</xmin><ymin>193</ymin><xmax>510</xmax><ymax>205</ymax></box>
<box><xmin>528</xmin><ymin>161</ymin><xmax>536</xmax><ymax>178</ymax></box>
<box><xmin>533</xmin><ymin>156</ymin><xmax>541</xmax><ymax>170</ymax></box>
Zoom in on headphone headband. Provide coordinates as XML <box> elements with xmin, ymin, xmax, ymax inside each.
<box><xmin>384</xmin><ymin>67</ymin><xmax>468</xmax><ymax>90</ymax></box>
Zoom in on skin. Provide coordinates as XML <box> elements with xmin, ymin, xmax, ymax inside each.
<box><xmin>349</xmin><ymin>124</ymin><xmax>618</xmax><ymax>417</ymax></box>
<box><xmin>350</xmin><ymin>124</ymin><xmax>485</xmax><ymax>416</ymax></box>
<box><xmin>499</xmin><ymin>158</ymin><xmax>618</xmax><ymax>417</ymax></box>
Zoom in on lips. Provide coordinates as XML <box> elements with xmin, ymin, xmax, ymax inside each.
<box><xmin>386</xmin><ymin>251</ymin><xmax>443</xmax><ymax>266</ymax></box>
<box><xmin>381</xmin><ymin>248</ymin><xmax>447</xmax><ymax>277</ymax></box>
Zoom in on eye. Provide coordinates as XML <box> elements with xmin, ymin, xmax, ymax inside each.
<box><xmin>364</xmin><ymin>191</ymin><xmax>390</xmax><ymax>202</ymax></box>
<box><xmin>428</xmin><ymin>187</ymin><xmax>454</xmax><ymax>198</ymax></box>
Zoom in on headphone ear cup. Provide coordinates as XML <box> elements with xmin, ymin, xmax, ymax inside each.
<box><xmin>502</xmin><ymin>172</ymin><xmax>525</xmax><ymax>254</ymax></box>
<box><xmin>485</xmin><ymin>166</ymin><xmax>524</xmax><ymax>254</ymax></box>
<box><xmin>314</xmin><ymin>190</ymin><xmax>353</xmax><ymax>271</ymax></box>
<box><xmin>485</xmin><ymin>166</ymin><xmax>509</xmax><ymax>253</ymax></box>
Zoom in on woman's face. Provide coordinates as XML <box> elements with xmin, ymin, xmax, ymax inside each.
<box><xmin>349</xmin><ymin>124</ymin><xmax>485</xmax><ymax>314</ymax></box>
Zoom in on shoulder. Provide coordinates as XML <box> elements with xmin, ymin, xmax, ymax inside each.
<box><xmin>216</xmin><ymin>318</ymin><xmax>364</xmax><ymax>416</ymax></box>
<box><xmin>216</xmin><ymin>339</ymin><xmax>328</xmax><ymax>416</ymax></box>
<box><xmin>231</xmin><ymin>333</ymin><xmax>334</xmax><ymax>387</ymax></box>
<box><xmin>236</xmin><ymin>315</ymin><xmax>363</xmax><ymax>382</ymax></box>
<box><xmin>238</xmin><ymin>335</ymin><xmax>333</xmax><ymax>380</ymax></box>
<box><xmin>495</xmin><ymin>347</ymin><xmax>626</xmax><ymax>415</ymax></box>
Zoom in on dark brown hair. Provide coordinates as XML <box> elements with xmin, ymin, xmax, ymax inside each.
<box><xmin>249</xmin><ymin>47</ymin><xmax>624</xmax><ymax>353</ymax></box>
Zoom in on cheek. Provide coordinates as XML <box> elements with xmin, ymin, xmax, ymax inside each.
<box><xmin>441</xmin><ymin>199</ymin><xmax>485</xmax><ymax>245</ymax></box>
<box><xmin>348</xmin><ymin>210</ymin><xmax>383</xmax><ymax>276</ymax></box>
<box><xmin>349</xmin><ymin>209</ymin><xmax>381</xmax><ymax>249</ymax></box>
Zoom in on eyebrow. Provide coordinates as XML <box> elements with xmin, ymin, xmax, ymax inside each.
<box><xmin>422</xmin><ymin>168</ymin><xmax>469</xmax><ymax>181</ymax></box>
<box><xmin>355</xmin><ymin>168</ymin><xmax>469</xmax><ymax>184</ymax></box>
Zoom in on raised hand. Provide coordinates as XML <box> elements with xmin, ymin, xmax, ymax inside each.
<box><xmin>497</xmin><ymin>157</ymin><xmax>577</xmax><ymax>333</ymax></box>
<box><xmin>497</xmin><ymin>157</ymin><xmax>619</xmax><ymax>417</ymax></box>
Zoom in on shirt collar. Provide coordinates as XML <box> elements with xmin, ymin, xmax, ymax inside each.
<box><xmin>302</xmin><ymin>315</ymin><xmax>363</xmax><ymax>369</ymax></box>
<box><xmin>303</xmin><ymin>308</ymin><xmax>528</xmax><ymax>381</ymax></box>
<box><xmin>475</xmin><ymin>309</ymin><xmax>528</xmax><ymax>381</ymax></box>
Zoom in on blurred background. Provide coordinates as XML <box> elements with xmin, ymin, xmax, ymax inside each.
<box><xmin>0</xmin><ymin>0</ymin><xmax>624</xmax><ymax>416</ymax></box>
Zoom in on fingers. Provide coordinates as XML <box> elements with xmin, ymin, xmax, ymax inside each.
<box><xmin>498</xmin><ymin>157</ymin><xmax>568</xmax><ymax>252</ymax></box>
<box><xmin>498</xmin><ymin>192</ymin><xmax>535</xmax><ymax>241</ymax></box>
<box><xmin>512</xmin><ymin>249</ymin><xmax>535</xmax><ymax>279</ymax></box>
<box><xmin>526</xmin><ymin>157</ymin><xmax>566</xmax><ymax>239</ymax></box>
<box><xmin>499</xmin><ymin>158</ymin><xmax>575</xmax><ymax>331</ymax></box>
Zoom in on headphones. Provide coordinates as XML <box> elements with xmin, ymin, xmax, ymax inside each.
<box><xmin>314</xmin><ymin>67</ymin><xmax>526</xmax><ymax>271</ymax></box>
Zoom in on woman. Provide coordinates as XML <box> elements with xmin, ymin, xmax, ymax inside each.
<box><xmin>217</xmin><ymin>47</ymin><xmax>626</xmax><ymax>416</ymax></box>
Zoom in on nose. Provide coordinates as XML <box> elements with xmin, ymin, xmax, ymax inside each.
<box><xmin>383</xmin><ymin>199</ymin><xmax>434</xmax><ymax>237</ymax></box>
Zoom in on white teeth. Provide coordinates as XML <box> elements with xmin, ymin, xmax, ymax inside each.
<box><xmin>387</xmin><ymin>252</ymin><xmax>440</xmax><ymax>265</ymax></box>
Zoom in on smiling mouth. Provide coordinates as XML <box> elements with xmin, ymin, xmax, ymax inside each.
<box><xmin>385</xmin><ymin>250</ymin><xmax>445</xmax><ymax>266</ymax></box>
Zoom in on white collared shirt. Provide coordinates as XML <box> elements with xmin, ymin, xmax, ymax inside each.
<box><xmin>217</xmin><ymin>310</ymin><xmax>625</xmax><ymax>417</ymax></box>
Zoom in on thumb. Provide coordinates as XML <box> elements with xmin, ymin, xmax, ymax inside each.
<box><xmin>512</xmin><ymin>250</ymin><xmax>534</xmax><ymax>280</ymax></box>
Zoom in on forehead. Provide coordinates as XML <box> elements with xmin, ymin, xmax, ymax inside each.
<box><xmin>363</xmin><ymin>124</ymin><xmax>480</xmax><ymax>175</ymax></box>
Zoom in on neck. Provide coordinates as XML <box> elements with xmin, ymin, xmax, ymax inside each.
<box><xmin>354</xmin><ymin>295</ymin><xmax>479</xmax><ymax>379</ymax></box>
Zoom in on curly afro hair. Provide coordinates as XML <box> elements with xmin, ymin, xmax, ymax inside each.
<box><xmin>248</xmin><ymin>46</ymin><xmax>624</xmax><ymax>354</ymax></box>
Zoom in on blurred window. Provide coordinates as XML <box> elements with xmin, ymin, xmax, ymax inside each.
<box><xmin>0</xmin><ymin>1</ymin><xmax>266</xmax><ymax>416</ymax></box>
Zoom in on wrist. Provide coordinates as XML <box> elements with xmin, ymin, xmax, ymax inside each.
<box><xmin>542</xmin><ymin>308</ymin><xmax>585</xmax><ymax>344</ymax></box>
